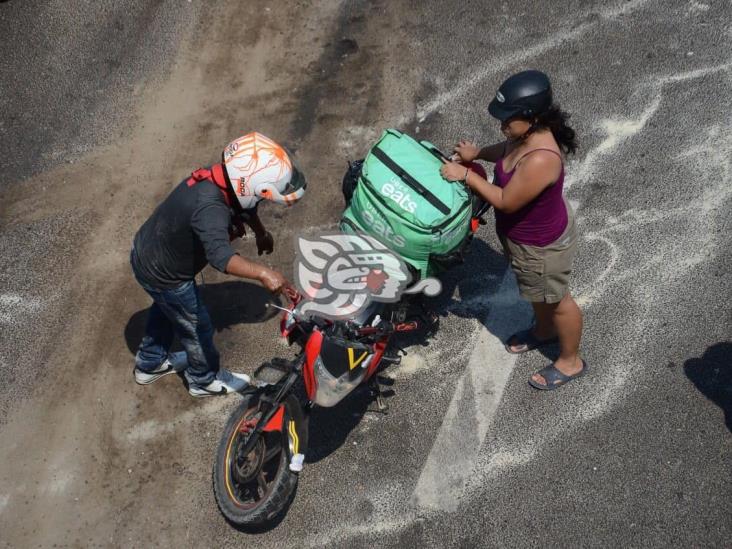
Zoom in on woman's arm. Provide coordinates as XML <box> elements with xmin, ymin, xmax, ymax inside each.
<box><xmin>441</xmin><ymin>152</ymin><xmax>560</xmax><ymax>213</ymax></box>
<box><xmin>476</xmin><ymin>142</ymin><xmax>507</xmax><ymax>163</ymax></box>
<box><xmin>454</xmin><ymin>140</ymin><xmax>506</xmax><ymax>163</ymax></box>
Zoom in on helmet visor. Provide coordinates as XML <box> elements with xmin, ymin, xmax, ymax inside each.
<box><xmin>257</xmin><ymin>148</ymin><xmax>307</xmax><ymax>206</ymax></box>
<box><xmin>284</xmin><ymin>165</ymin><xmax>307</xmax><ymax>194</ymax></box>
<box><xmin>282</xmin><ymin>147</ymin><xmax>307</xmax><ymax>195</ymax></box>
<box><xmin>488</xmin><ymin>99</ymin><xmax>522</xmax><ymax>121</ymax></box>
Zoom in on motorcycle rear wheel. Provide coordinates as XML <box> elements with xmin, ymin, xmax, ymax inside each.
<box><xmin>213</xmin><ymin>394</ymin><xmax>298</xmax><ymax>527</ymax></box>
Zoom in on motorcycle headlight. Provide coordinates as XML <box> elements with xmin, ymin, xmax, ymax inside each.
<box><xmin>312</xmin><ymin>355</ymin><xmax>367</xmax><ymax>407</ymax></box>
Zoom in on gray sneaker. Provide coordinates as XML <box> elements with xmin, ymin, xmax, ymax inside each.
<box><xmin>188</xmin><ymin>369</ymin><xmax>250</xmax><ymax>398</ymax></box>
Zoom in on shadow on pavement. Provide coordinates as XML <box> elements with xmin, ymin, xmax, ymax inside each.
<box><xmin>120</xmin><ymin>238</ymin><xmax>526</xmax><ymax>465</ymax></box>
<box><xmin>305</xmin><ymin>385</ymin><xmax>372</xmax><ymax>464</ymax></box>
<box><xmin>303</xmin><ymin>236</ymin><xmax>516</xmax><ymax>465</ymax></box>
<box><xmin>123</xmin><ymin>280</ymin><xmax>279</xmax><ymax>355</ymax></box>
<box><xmin>418</xmin><ymin>235</ymin><xmax>532</xmax><ymax>343</ymax></box>
<box><xmin>684</xmin><ymin>341</ymin><xmax>732</xmax><ymax>433</ymax></box>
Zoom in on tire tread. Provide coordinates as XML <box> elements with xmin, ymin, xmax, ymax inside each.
<box><xmin>212</xmin><ymin>395</ymin><xmax>299</xmax><ymax>528</ymax></box>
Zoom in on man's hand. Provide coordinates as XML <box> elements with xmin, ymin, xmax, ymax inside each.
<box><xmin>453</xmin><ymin>140</ymin><xmax>480</xmax><ymax>162</ymax></box>
<box><xmin>229</xmin><ymin>217</ymin><xmax>247</xmax><ymax>241</ymax></box>
<box><xmin>224</xmin><ymin>255</ymin><xmax>289</xmax><ymax>294</ymax></box>
<box><xmin>258</xmin><ymin>267</ymin><xmax>289</xmax><ymax>294</ymax></box>
<box><xmin>255</xmin><ymin>231</ymin><xmax>274</xmax><ymax>256</ymax></box>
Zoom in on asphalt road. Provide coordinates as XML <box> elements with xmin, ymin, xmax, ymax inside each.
<box><xmin>0</xmin><ymin>0</ymin><xmax>730</xmax><ymax>547</ymax></box>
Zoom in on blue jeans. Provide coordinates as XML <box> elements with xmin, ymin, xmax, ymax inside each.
<box><xmin>133</xmin><ymin>272</ymin><xmax>220</xmax><ymax>387</ymax></box>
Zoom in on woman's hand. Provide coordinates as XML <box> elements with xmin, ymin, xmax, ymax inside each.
<box><xmin>453</xmin><ymin>140</ymin><xmax>480</xmax><ymax>162</ymax></box>
<box><xmin>440</xmin><ymin>161</ymin><xmax>469</xmax><ymax>182</ymax></box>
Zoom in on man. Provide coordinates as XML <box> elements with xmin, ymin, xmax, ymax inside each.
<box><xmin>130</xmin><ymin>132</ymin><xmax>306</xmax><ymax>397</ymax></box>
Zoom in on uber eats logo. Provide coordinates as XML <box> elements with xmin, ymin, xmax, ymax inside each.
<box><xmin>361</xmin><ymin>208</ymin><xmax>406</xmax><ymax>248</ymax></box>
<box><xmin>380</xmin><ymin>181</ymin><xmax>417</xmax><ymax>215</ymax></box>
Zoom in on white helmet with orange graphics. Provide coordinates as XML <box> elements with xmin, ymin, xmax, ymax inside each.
<box><xmin>222</xmin><ymin>132</ymin><xmax>307</xmax><ymax>210</ymax></box>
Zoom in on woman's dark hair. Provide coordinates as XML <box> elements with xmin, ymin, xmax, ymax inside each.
<box><xmin>529</xmin><ymin>104</ymin><xmax>578</xmax><ymax>155</ymax></box>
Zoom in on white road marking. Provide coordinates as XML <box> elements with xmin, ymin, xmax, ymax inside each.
<box><xmin>391</xmin><ymin>350</ymin><xmax>430</xmax><ymax>379</ymax></box>
<box><xmin>123</xmin><ymin>398</ymin><xmax>231</xmax><ymax>443</ymax></box>
<box><xmin>0</xmin><ymin>293</ymin><xmax>44</xmax><ymax>324</ymax></box>
<box><xmin>295</xmin><ymin>11</ymin><xmax>730</xmax><ymax>549</ymax></box>
<box><xmin>686</xmin><ymin>0</ymin><xmax>710</xmax><ymax>13</ymax></box>
<box><xmin>484</xmin><ymin>448</ymin><xmax>537</xmax><ymax>474</ymax></box>
<box><xmin>575</xmin><ymin>235</ymin><xmax>619</xmax><ymax>307</ymax></box>
<box><xmin>569</xmin><ymin>61</ymin><xmax>732</xmax><ymax>191</ymax></box>
<box><xmin>411</xmin><ymin>270</ymin><xmax>532</xmax><ymax>511</ymax></box>
<box><xmin>654</xmin><ymin>61</ymin><xmax>732</xmax><ymax>85</ymax></box>
<box><xmin>409</xmin><ymin>55</ymin><xmax>732</xmax><ymax>513</ymax></box>
<box><xmin>410</xmin><ymin>0</ymin><xmax>652</xmax><ymax>123</ymax></box>
<box><xmin>566</xmin><ymin>96</ymin><xmax>661</xmax><ymax>190</ymax></box>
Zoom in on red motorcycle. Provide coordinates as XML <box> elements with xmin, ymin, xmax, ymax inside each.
<box><xmin>212</xmin><ymin>289</ymin><xmax>430</xmax><ymax>527</ymax></box>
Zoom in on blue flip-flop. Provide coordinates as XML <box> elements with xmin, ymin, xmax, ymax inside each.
<box><xmin>528</xmin><ymin>360</ymin><xmax>588</xmax><ymax>391</ymax></box>
<box><xmin>505</xmin><ymin>329</ymin><xmax>559</xmax><ymax>354</ymax></box>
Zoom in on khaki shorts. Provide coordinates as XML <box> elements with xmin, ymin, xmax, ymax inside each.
<box><xmin>499</xmin><ymin>200</ymin><xmax>578</xmax><ymax>304</ymax></box>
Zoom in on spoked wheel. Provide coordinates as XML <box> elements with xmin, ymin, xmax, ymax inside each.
<box><xmin>213</xmin><ymin>394</ymin><xmax>298</xmax><ymax>528</ymax></box>
<box><xmin>226</xmin><ymin>416</ymin><xmax>281</xmax><ymax>506</ymax></box>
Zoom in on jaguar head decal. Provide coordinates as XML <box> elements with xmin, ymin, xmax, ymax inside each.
<box><xmin>293</xmin><ymin>232</ymin><xmax>412</xmax><ymax>320</ymax></box>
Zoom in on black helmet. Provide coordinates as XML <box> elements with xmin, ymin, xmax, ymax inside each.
<box><xmin>488</xmin><ymin>70</ymin><xmax>552</xmax><ymax>121</ymax></box>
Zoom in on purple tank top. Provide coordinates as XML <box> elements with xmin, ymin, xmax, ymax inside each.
<box><xmin>493</xmin><ymin>149</ymin><xmax>568</xmax><ymax>247</ymax></box>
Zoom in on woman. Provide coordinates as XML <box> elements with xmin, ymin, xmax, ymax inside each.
<box><xmin>440</xmin><ymin>69</ymin><xmax>585</xmax><ymax>390</ymax></box>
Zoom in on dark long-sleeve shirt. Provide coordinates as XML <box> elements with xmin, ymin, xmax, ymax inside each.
<box><xmin>131</xmin><ymin>176</ymin><xmax>252</xmax><ymax>289</ymax></box>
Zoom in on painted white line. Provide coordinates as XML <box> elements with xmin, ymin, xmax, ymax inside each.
<box><xmin>410</xmin><ymin>55</ymin><xmax>731</xmax><ymax>499</ymax></box>
<box><xmin>411</xmin><ymin>0</ymin><xmax>652</xmax><ymax>123</ymax></box>
<box><xmin>575</xmin><ymin>234</ymin><xmax>618</xmax><ymax>307</ymax></box>
<box><xmin>411</xmin><ymin>270</ymin><xmax>532</xmax><ymax>511</ymax></box>
<box><xmin>687</xmin><ymin>0</ymin><xmax>710</xmax><ymax>13</ymax></box>
<box><xmin>0</xmin><ymin>293</ymin><xmax>44</xmax><ymax>324</ymax></box>
<box><xmin>415</xmin><ymin>24</ymin><xmax>588</xmax><ymax>122</ymax></box>
<box><xmin>566</xmin><ymin>96</ymin><xmax>661</xmax><ymax>190</ymax></box>
<box><xmin>654</xmin><ymin>61</ymin><xmax>732</xmax><ymax>85</ymax></box>
<box><xmin>122</xmin><ymin>398</ymin><xmax>231</xmax><ymax>443</ymax></box>
<box><xmin>568</xmin><ymin>61</ymin><xmax>732</xmax><ymax>191</ymax></box>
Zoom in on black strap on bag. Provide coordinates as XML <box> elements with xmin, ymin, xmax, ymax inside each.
<box><xmin>342</xmin><ymin>159</ymin><xmax>363</xmax><ymax>206</ymax></box>
<box><xmin>370</xmin><ymin>147</ymin><xmax>450</xmax><ymax>215</ymax></box>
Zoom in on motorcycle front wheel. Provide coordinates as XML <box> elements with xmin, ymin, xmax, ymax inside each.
<box><xmin>213</xmin><ymin>394</ymin><xmax>298</xmax><ymax>528</ymax></box>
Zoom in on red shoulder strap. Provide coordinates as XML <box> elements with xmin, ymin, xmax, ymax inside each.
<box><xmin>186</xmin><ymin>164</ymin><xmax>233</xmax><ymax>208</ymax></box>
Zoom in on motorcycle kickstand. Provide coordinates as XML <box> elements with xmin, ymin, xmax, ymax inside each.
<box><xmin>367</xmin><ymin>378</ymin><xmax>389</xmax><ymax>414</ymax></box>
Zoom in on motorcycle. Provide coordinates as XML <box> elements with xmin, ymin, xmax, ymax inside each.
<box><xmin>212</xmin><ymin>288</ymin><xmax>432</xmax><ymax>527</ymax></box>
<box><xmin>212</xmin><ymin>152</ymin><xmax>491</xmax><ymax>527</ymax></box>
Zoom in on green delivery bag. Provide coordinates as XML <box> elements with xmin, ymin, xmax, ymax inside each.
<box><xmin>340</xmin><ymin>129</ymin><xmax>474</xmax><ymax>279</ymax></box>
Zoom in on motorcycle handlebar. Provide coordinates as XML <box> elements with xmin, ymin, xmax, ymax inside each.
<box><xmin>269</xmin><ymin>291</ymin><xmax>420</xmax><ymax>338</ymax></box>
<box><xmin>283</xmin><ymin>287</ymin><xmax>301</xmax><ymax>303</ymax></box>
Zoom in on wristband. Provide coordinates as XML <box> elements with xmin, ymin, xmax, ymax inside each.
<box><xmin>463</xmin><ymin>167</ymin><xmax>470</xmax><ymax>184</ymax></box>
